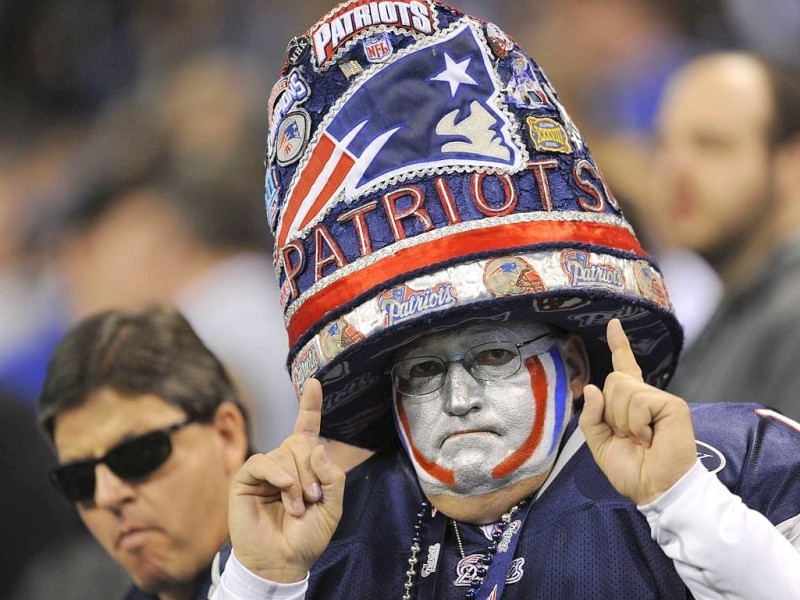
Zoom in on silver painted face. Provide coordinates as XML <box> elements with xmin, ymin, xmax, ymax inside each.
<box><xmin>392</xmin><ymin>319</ymin><xmax>573</xmax><ymax>498</ymax></box>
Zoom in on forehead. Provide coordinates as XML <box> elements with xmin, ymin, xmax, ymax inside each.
<box><xmin>53</xmin><ymin>388</ymin><xmax>186</xmax><ymax>462</ymax></box>
<box><xmin>660</xmin><ymin>56</ymin><xmax>772</xmax><ymax>137</ymax></box>
<box><xmin>397</xmin><ymin>319</ymin><xmax>553</xmax><ymax>358</ymax></box>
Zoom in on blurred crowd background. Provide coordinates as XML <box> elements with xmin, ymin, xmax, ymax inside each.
<box><xmin>1</xmin><ymin>0</ymin><xmax>799</xmax><ymax>598</ymax></box>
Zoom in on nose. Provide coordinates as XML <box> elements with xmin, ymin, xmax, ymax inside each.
<box><xmin>441</xmin><ymin>361</ymin><xmax>483</xmax><ymax>416</ymax></box>
<box><xmin>655</xmin><ymin>138</ymin><xmax>693</xmax><ymax>179</ymax></box>
<box><xmin>93</xmin><ymin>463</ymin><xmax>136</xmax><ymax>510</ymax></box>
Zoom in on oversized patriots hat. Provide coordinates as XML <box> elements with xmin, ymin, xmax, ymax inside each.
<box><xmin>265</xmin><ymin>0</ymin><xmax>683</xmax><ymax>449</ymax></box>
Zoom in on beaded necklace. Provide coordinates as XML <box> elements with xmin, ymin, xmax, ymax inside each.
<box><xmin>402</xmin><ymin>497</ymin><xmax>532</xmax><ymax>600</ymax></box>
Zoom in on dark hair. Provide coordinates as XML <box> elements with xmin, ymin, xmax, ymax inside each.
<box><xmin>39</xmin><ymin>304</ymin><xmax>250</xmax><ymax>442</ymax></box>
<box><xmin>763</xmin><ymin>57</ymin><xmax>800</xmax><ymax>147</ymax></box>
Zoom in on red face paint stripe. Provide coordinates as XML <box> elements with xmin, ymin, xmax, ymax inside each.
<box><xmin>396</xmin><ymin>398</ymin><xmax>456</xmax><ymax>487</ymax></box>
<box><xmin>491</xmin><ymin>355</ymin><xmax>547</xmax><ymax>479</ymax></box>
<box><xmin>286</xmin><ymin>220</ymin><xmax>643</xmax><ymax>345</ymax></box>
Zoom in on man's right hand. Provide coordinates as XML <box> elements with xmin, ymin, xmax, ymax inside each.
<box><xmin>227</xmin><ymin>378</ymin><xmax>345</xmax><ymax>583</ymax></box>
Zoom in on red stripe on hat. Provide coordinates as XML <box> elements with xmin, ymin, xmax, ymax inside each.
<box><xmin>297</xmin><ymin>151</ymin><xmax>355</xmax><ymax>232</ymax></box>
<box><xmin>286</xmin><ymin>220</ymin><xmax>645</xmax><ymax>346</ymax></box>
<box><xmin>277</xmin><ymin>134</ymin><xmax>338</xmax><ymax>249</ymax></box>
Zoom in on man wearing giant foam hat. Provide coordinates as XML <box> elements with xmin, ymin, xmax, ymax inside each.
<box><xmin>213</xmin><ymin>2</ymin><xmax>800</xmax><ymax>598</ymax></box>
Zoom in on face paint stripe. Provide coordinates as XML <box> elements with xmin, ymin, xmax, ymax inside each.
<box><xmin>548</xmin><ymin>347</ymin><xmax>568</xmax><ymax>454</ymax></box>
<box><xmin>396</xmin><ymin>396</ymin><xmax>456</xmax><ymax>487</ymax></box>
<box><xmin>491</xmin><ymin>355</ymin><xmax>547</xmax><ymax>479</ymax></box>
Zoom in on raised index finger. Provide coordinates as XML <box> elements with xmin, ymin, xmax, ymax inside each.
<box><xmin>607</xmin><ymin>319</ymin><xmax>643</xmax><ymax>380</ymax></box>
<box><xmin>294</xmin><ymin>378</ymin><xmax>323</xmax><ymax>438</ymax></box>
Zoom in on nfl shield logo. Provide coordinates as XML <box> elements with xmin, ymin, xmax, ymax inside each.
<box><xmin>363</xmin><ymin>33</ymin><xmax>393</xmax><ymax>64</ymax></box>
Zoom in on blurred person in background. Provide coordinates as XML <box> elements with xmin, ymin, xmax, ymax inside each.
<box><xmin>0</xmin><ymin>387</ymin><xmax>103</xmax><ymax>600</ymax></box>
<box><xmin>0</xmin><ymin>0</ymin><xmax>370</xmax><ymax>595</ymax></box>
<box><xmin>36</xmin><ymin>304</ymin><xmax>251</xmax><ymax>600</ymax></box>
<box><xmin>653</xmin><ymin>52</ymin><xmax>800</xmax><ymax>422</ymax></box>
<box><xmin>504</xmin><ymin>0</ymin><xmax>725</xmax><ymax>348</ymax></box>
<box><xmin>53</xmin><ymin>161</ymin><xmax>298</xmax><ymax>454</ymax></box>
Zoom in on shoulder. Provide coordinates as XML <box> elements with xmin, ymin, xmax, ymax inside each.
<box><xmin>690</xmin><ymin>402</ymin><xmax>800</xmax><ymax>441</ymax></box>
<box><xmin>689</xmin><ymin>403</ymin><xmax>800</xmax><ymax>523</ymax></box>
<box><xmin>690</xmin><ymin>402</ymin><xmax>800</xmax><ymax>466</ymax></box>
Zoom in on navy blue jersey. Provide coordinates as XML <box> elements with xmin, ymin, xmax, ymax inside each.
<box><xmin>306</xmin><ymin>403</ymin><xmax>800</xmax><ymax>599</ymax></box>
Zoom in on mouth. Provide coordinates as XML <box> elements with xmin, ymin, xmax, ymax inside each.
<box><xmin>441</xmin><ymin>429</ymin><xmax>497</xmax><ymax>447</ymax></box>
<box><xmin>116</xmin><ymin>527</ymin><xmax>156</xmax><ymax>551</ymax></box>
<box><xmin>671</xmin><ymin>190</ymin><xmax>694</xmax><ymax>219</ymax></box>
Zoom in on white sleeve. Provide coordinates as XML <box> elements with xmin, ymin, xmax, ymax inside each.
<box><xmin>638</xmin><ymin>461</ymin><xmax>800</xmax><ymax>599</ymax></box>
<box><xmin>210</xmin><ymin>551</ymin><xmax>309</xmax><ymax>600</ymax></box>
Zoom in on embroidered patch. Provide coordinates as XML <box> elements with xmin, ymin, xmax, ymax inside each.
<box><xmin>485</xmin><ymin>22</ymin><xmax>513</xmax><ymax>59</ymax></box>
<box><xmin>267</xmin><ymin>70</ymin><xmax>311</xmax><ymax>159</ymax></box>
<box><xmin>319</xmin><ymin>318</ymin><xmax>365</xmax><ymax>360</ymax></box>
<box><xmin>633</xmin><ymin>260</ymin><xmax>670</xmax><ymax>308</ymax></box>
<box><xmin>286</xmin><ymin>35</ymin><xmax>312</xmax><ymax>66</ymax></box>
<box><xmin>291</xmin><ymin>343</ymin><xmax>322</xmax><ymax>391</ymax></box>
<box><xmin>484</xmin><ymin>256</ymin><xmax>545</xmax><ymax>296</ymax></box>
<box><xmin>276</xmin><ymin>110</ymin><xmax>311</xmax><ymax>166</ymax></box>
<box><xmin>379</xmin><ymin>282</ymin><xmax>459</xmax><ymax>326</ymax></box>
<box><xmin>265</xmin><ymin>167</ymin><xmax>281</xmax><ymax>230</ymax></box>
<box><xmin>560</xmin><ymin>249</ymin><xmax>625</xmax><ymax>292</ymax></box>
<box><xmin>505</xmin><ymin>51</ymin><xmax>551</xmax><ymax>109</ymax></box>
<box><xmin>363</xmin><ymin>32</ymin><xmax>394</xmax><ymax>63</ymax></box>
<box><xmin>526</xmin><ymin>116</ymin><xmax>572</xmax><ymax>154</ymax></box>
<box><xmin>311</xmin><ymin>0</ymin><xmax>436</xmax><ymax>69</ymax></box>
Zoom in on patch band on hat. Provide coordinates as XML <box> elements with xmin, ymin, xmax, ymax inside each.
<box><xmin>288</xmin><ymin>246</ymin><xmax>670</xmax><ymax>393</ymax></box>
<box><xmin>282</xmin><ymin>212</ymin><xmax>643</xmax><ymax>346</ymax></box>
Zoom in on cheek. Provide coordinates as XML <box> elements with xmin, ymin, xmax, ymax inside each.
<box><xmin>77</xmin><ymin>507</ymin><xmax>118</xmax><ymax>551</ymax></box>
<box><xmin>395</xmin><ymin>394</ymin><xmax>439</xmax><ymax>446</ymax></box>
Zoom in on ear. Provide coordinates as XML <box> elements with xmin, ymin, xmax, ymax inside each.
<box><xmin>211</xmin><ymin>402</ymin><xmax>250</xmax><ymax>475</ymax></box>
<box><xmin>562</xmin><ymin>333</ymin><xmax>591</xmax><ymax>399</ymax></box>
<box><xmin>773</xmin><ymin>135</ymin><xmax>800</xmax><ymax>217</ymax></box>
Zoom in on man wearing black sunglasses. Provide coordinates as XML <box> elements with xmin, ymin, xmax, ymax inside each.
<box><xmin>38</xmin><ymin>304</ymin><xmax>251</xmax><ymax>600</ymax></box>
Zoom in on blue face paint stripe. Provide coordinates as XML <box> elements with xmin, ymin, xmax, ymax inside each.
<box><xmin>548</xmin><ymin>346</ymin><xmax>568</xmax><ymax>454</ymax></box>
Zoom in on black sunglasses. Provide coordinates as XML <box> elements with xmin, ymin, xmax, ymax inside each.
<box><xmin>49</xmin><ymin>417</ymin><xmax>199</xmax><ymax>503</ymax></box>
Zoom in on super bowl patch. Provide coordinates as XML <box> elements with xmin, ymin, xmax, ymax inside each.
<box><xmin>526</xmin><ymin>116</ymin><xmax>572</xmax><ymax>154</ymax></box>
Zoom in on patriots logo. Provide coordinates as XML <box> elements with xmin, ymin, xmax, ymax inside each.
<box><xmin>281</xmin><ymin>121</ymin><xmax>302</xmax><ymax>146</ymax></box>
<box><xmin>276</xmin><ymin>22</ymin><xmax>523</xmax><ymax>250</ymax></box>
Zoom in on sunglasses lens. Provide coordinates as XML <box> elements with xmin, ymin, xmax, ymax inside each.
<box><xmin>50</xmin><ymin>462</ymin><xmax>96</xmax><ymax>503</ymax></box>
<box><xmin>49</xmin><ymin>430</ymin><xmax>175</xmax><ymax>503</ymax></box>
<box><xmin>106</xmin><ymin>431</ymin><xmax>173</xmax><ymax>480</ymax></box>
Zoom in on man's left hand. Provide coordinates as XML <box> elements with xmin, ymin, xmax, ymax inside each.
<box><xmin>579</xmin><ymin>319</ymin><xmax>697</xmax><ymax>505</ymax></box>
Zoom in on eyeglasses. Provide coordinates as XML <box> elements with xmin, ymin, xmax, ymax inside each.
<box><xmin>49</xmin><ymin>417</ymin><xmax>199</xmax><ymax>503</ymax></box>
<box><xmin>389</xmin><ymin>332</ymin><xmax>553</xmax><ymax>398</ymax></box>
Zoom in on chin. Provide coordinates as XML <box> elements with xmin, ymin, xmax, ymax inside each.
<box><xmin>126</xmin><ymin>555</ymin><xmax>185</xmax><ymax>596</ymax></box>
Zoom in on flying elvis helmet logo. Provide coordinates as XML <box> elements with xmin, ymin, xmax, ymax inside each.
<box><xmin>264</xmin><ymin>1</ymin><xmax>683</xmax><ymax>448</ymax></box>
